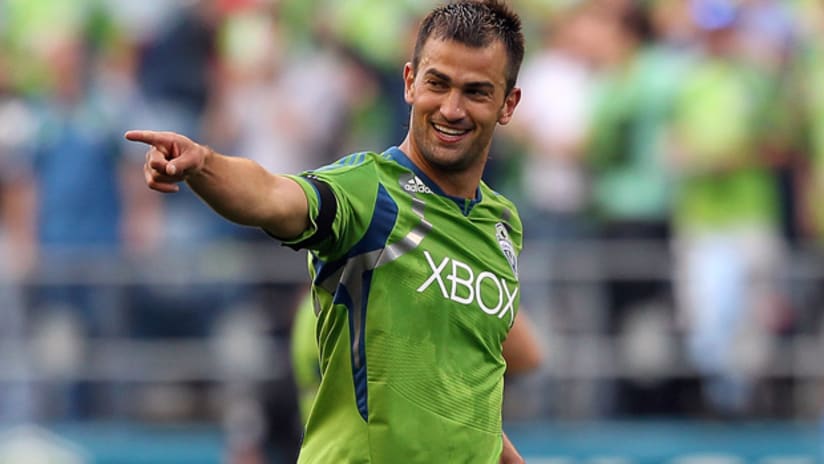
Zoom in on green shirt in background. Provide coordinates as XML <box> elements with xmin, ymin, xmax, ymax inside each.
<box><xmin>588</xmin><ymin>46</ymin><xmax>690</xmax><ymax>222</ymax></box>
<box><xmin>671</xmin><ymin>57</ymin><xmax>779</xmax><ymax>232</ymax></box>
<box><xmin>792</xmin><ymin>36</ymin><xmax>824</xmax><ymax>239</ymax></box>
<box><xmin>291</xmin><ymin>291</ymin><xmax>320</xmax><ymax>426</ymax></box>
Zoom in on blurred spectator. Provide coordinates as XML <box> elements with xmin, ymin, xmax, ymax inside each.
<box><xmin>736</xmin><ymin>0</ymin><xmax>797</xmax><ymax>74</ymax></box>
<box><xmin>500</xmin><ymin>2</ymin><xmax>602</xmax><ymax>418</ymax></box>
<box><xmin>290</xmin><ymin>289</ymin><xmax>319</xmax><ymax>428</ymax></box>
<box><xmin>0</xmin><ymin>0</ymin><xmax>93</xmax><ymax>95</ymax></box>
<box><xmin>789</xmin><ymin>1</ymin><xmax>824</xmax><ymax>246</ymax></box>
<box><xmin>208</xmin><ymin>2</ymin><xmax>377</xmax><ymax>176</ymax></box>
<box><xmin>135</xmin><ymin>1</ymin><xmax>217</xmax><ymax>137</ymax></box>
<box><xmin>0</xmin><ymin>46</ymin><xmax>37</xmax><ymax>425</ymax></box>
<box><xmin>781</xmin><ymin>0</ymin><xmax>824</xmax><ymax>375</ymax></box>
<box><xmin>8</xmin><ymin>32</ymin><xmax>157</xmax><ymax>419</ymax></box>
<box><xmin>669</xmin><ymin>0</ymin><xmax>787</xmax><ymax>416</ymax></box>
<box><xmin>584</xmin><ymin>3</ymin><xmax>676</xmax><ymax>342</ymax></box>
<box><xmin>739</xmin><ymin>0</ymin><xmax>802</xmax><ymax>246</ymax></box>
<box><xmin>312</xmin><ymin>0</ymin><xmax>426</xmax><ymax>149</ymax></box>
<box><xmin>207</xmin><ymin>4</ymin><xmax>386</xmax><ymax>461</ymax></box>
<box><xmin>584</xmin><ymin>0</ymin><xmax>693</xmax><ymax>415</ymax></box>
<box><xmin>125</xmin><ymin>1</ymin><xmax>242</xmax><ymax>343</ymax></box>
<box><xmin>507</xmin><ymin>2</ymin><xmax>599</xmax><ymax>240</ymax></box>
<box><xmin>128</xmin><ymin>0</ymin><xmax>235</xmax><ymax>246</ymax></box>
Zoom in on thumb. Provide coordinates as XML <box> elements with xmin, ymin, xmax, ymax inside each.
<box><xmin>166</xmin><ymin>162</ymin><xmax>179</xmax><ymax>176</ymax></box>
<box><xmin>164</xmin><ymin>145</ymin><xmax>206</xmax><ymax>177</ymax></box>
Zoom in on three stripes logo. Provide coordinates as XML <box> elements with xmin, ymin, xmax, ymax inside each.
<box><xmin>400</xmin><ymin>173</ymin><xmax>433</xmax><ymax>195</ymax></box>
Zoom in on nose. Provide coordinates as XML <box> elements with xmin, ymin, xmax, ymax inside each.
<box><xmin>439</xmin><ymin>90</ymin><xmax>466</xmax><ymax>122</ymax></box>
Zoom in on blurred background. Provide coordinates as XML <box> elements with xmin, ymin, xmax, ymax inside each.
<box><xmin>0</xmin><ymin>0</ymin><xmax>822</xmax><ymax>462</ymax></box>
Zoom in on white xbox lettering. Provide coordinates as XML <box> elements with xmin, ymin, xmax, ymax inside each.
<box><xmin>418</xmin><ymin>250</ymin><xmax>450</xmax><ymax>296</ymax></box>
<box><xmin>475</xmin><ymin>272</ymin><xmax>506</xmax><ymax>315</ymax></box>
<box><xmin>417</xmin><ymin>250</ymin><xmax>517</xmax><ymax>321</ymax></box>
<box><xmin>448</xmin><ymin>259</ymin><xmax>474</xmax><ymax>305</ymax></box>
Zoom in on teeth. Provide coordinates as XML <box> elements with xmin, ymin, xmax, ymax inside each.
<box><xmin>434</xmin><ymin>124</ymin><xmax>467</xmax><ymax>136</ymax></box>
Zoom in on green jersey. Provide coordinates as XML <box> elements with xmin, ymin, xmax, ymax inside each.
<box><xmin>284</xmin><ymin>147</ymin><xmax>522</xmax><ymax>464</ymax></box>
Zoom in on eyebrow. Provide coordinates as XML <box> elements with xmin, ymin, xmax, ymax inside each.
<box><xmin>424</xmin><ymin>68</ymin><xmax>496</xmax><ymax>92</ymax></box>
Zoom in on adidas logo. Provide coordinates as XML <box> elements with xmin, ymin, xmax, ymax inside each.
<box><xmin>402</xmin><ymin>175</ymin><xmax>433</xmax><ymax>195</ymax></box>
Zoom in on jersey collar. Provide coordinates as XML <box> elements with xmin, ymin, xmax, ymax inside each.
<box><xmin>384</xmin><ymin>146</ymin><xmax>482</xmax><ymax>215</ymax></box>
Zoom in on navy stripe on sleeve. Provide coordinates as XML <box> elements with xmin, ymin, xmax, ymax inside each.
<box><xmin>285</xmin><ymin>175</ymin><xmax>337</xmax><ymax>250</ymax></box>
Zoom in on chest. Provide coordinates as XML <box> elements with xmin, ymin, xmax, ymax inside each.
<box><xmin>375</xmin><ymin>191</ymin><xmax>520</xmax><ymax>334</ymax></box>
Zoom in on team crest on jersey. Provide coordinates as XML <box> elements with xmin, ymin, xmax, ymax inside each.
<box><xmin>399</xmin><ymin>173</ymin><xmax>433</xmax><ymax>195</ymax></box>
<box><xmin>496</xmin><ymin>222</ymin><xmax>518</xmax><ymax>278</ymax></box>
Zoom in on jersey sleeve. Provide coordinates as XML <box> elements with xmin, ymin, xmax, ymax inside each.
<box><xmin>280</xmin><ymin>155</ymin><xmax>381</xmax><ymax>260</ymax></box>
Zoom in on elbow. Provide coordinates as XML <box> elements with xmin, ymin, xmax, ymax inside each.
<box><xmin>523</xmin><ymin>349</ymin><xmax>543</xmax><ymax>372</ymax></box>
<box><xmin>505</xmin><ymin>347</ymin><xmax>543</xmax><ymax>376</ymax></box>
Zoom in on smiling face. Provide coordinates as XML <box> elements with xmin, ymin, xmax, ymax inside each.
<box><xmin>401</xmin><ymin>37</ymin><xmax>521</xmax><ymax>193</ymax></box>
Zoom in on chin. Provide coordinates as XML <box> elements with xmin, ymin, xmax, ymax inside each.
<box><xmin>428</xmin><ymin>153</ymin><xmax>473</xmax><ymax>173</ymax></box>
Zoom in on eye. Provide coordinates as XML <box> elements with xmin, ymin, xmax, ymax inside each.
<box><xmin>467</xmin><ymin>88</ymin><xmax>492</xmax><ymax>100</ymax></box>
<box><xmin>425</xmin><ymin>79</ymin><xmax>448</xmax><ymax>91</ymax></box>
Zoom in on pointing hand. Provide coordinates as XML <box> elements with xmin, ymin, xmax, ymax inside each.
<box><xmin>125</xmin><ymin>130</ymin><xmax>210</xmax><ymax>193</ymax></box>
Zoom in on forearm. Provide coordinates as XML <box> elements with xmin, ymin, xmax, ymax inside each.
<box><xmin>127</xmin><ymin>129</ymin><xmax>311</xmax><ymax>240</ymax></box>
<box><xmin>186</xmin><ymin>150</ymin><xmax>309</xmax><ymax>239</ymax></box>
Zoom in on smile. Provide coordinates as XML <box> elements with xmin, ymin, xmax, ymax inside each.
<box><xmin>432</xmin><ymin>123</ymin><xmax>470</xmax><ymax>140</ymax></box>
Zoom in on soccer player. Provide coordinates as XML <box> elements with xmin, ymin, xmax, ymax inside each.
<box><xmin>126</xmin><ymin>1</ymin><xmax>527</xmax><ymax>462</ymax></box>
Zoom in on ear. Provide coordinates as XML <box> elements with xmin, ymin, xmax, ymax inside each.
<box><xmin>497</xmin><ymin>87</ymin><xmax>522</xmax><ymax>126</ymax></box>
<box><xmin>403</xmin><ymin>62</ymin><xmax>416</xmax><ymax>105</ymax></box>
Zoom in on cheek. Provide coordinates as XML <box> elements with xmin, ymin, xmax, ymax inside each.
<box><xmin>412</xmin><ymin>95</ymin><xmax>439</xmax><ymax>117</ymax></box>
<box><xmin>480</xmin><ymin>109</ymin><xmax>503</xmax><ymax>128</ymax></box>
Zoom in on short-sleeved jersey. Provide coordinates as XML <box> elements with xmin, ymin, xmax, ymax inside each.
<box><xmin>285</xmin><ymin>147</ymin><xmax>522</xmax><ymax>464</ymax></box>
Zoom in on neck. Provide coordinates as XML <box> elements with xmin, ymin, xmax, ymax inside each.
<box><xmin>398</xmin><ymin>136</ymin><xmax>485</xmax><ymax>199</ymax></box>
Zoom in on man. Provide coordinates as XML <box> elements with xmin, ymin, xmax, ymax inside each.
<box><xmin>126</xmin><ymin>1</ymin><xmax>526</xmax><ymax>462</ymax></box>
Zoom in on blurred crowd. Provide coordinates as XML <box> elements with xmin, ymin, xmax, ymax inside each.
<box><xmin>0</xmin><ymin>0</ymin><xmax>823</xmax><ymax>451</ymax></box>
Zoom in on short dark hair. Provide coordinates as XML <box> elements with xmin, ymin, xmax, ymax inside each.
<box><xmin>412</xmin><ymin>0</ymin><xmax>524</xmax><ymax>95</ymax></box>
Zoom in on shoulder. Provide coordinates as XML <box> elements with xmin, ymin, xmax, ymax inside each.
<box><xmin>480</xmin><ymin>183</ymin><xmax>523</xmax><ymax>240</ymax></box>
<box><xmin>306</xmin><ymin>150</ymin><xmax>409</xmax><ymax>201</ymax></box>
<box><xmin>312</xmin><ymin>151</ymin><xmax>395</xmax><ymax>176</ymax></box>
<box><xmin>481</xmin><ymin>183</ymin><xmax>521</xmax><ymax>218</ymax></box>
<box><xmin>300</xmin><ymin>149</ymin><xmax>406</xmax><ymax>213</ymax></box>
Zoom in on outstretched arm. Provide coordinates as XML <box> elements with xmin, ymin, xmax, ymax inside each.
<box><xmin>125</xmin><ymin>130</ymin><xmax>310</xmax><ymax>240</ymax></box>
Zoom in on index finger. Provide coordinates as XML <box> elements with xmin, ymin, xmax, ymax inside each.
<box><xmin>124</xmin><ymin>130</ymin><xmax>178</xmax><ymax>147</ymax></box>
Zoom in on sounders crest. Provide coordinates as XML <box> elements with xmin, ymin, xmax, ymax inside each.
<box><xmin>495</xmin><ymin>222</ymin><xmax>518</xmax><ymax>279</ymax></box>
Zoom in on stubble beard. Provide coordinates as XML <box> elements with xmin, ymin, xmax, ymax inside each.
<box><xmin>413</xmin><ymin>122</ymin><xmax>487</xmax><ymax>174</ymax></box>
